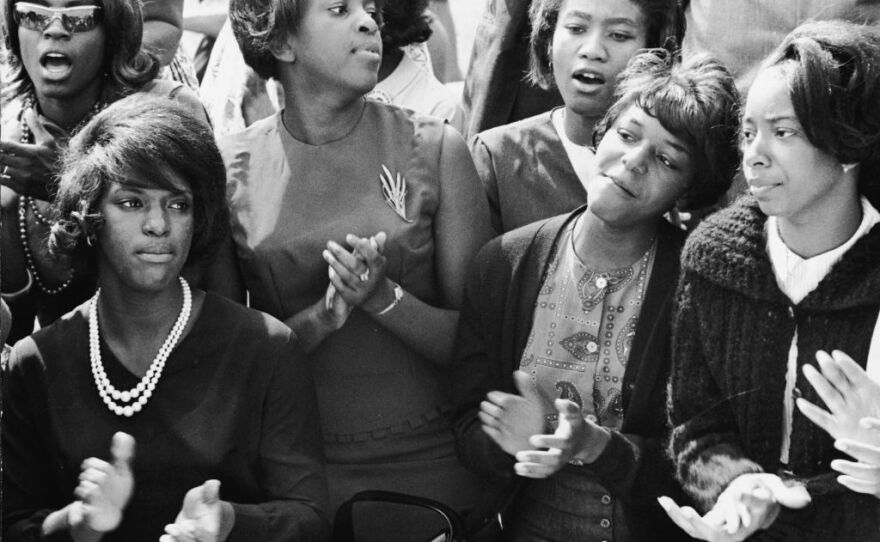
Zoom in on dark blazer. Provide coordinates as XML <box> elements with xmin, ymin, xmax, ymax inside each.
<box><xmin>451</xmin><ymin>208</ymin><xmax>692</xmax><ymax>541</ymax></box>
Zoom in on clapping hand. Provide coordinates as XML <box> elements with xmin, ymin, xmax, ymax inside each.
<box><xmin>480</xmin><ymin>371</ymin><xmax>545</xmax><ymax>457</ymax></box>
<box><xmin>69</xmin><ymin>432</ymin><xmax>135</xmax><ymax>535</ymax></box>
<box><xmin>0</xmin><ymin>108</ymin><xmax>61</xmax><ymax>200</ymax></box>
<box><xmin>513</xmin><ymin>398</ymin><xmax>611</xmax><ymax>478</ymax></box>
<box><xmin>160</xmin><ymin>480</ymin><xmax>226</xmax><ymax>542</ymax></box>
<box><xmin>323</xmin><ymin>232</ymin><xmax>392</xmax><ymax>312</ymax></box>
<box><xmin>658</xmin><ymin>473</ymin><xmax>810</xmax><ymax>541</ymax></box>
<box><xmin>796</xmin><ymin>349</ymin><xmax>880</xmax><ymax>499</ymax></box>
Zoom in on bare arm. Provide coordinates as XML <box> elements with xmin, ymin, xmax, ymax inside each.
<box><xmin>142</xmin><ymin>0</ymin><xmax>184</xmax><ymax>67</ymax></box>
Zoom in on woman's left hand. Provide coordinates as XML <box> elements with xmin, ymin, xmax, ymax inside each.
<box><xmin>832</xmin><ymin>417</ymin><xmax>880</xmax><ymax>499</ymax></box>
<box><xmin>323</xmin><ymin>232</ymin><xmax>393</xmax><ymax>311</ymax></box>
<box><xmin>796</xmin><ymin>350</ymin><xmax>880</xmax><ymax>447</ymax></box>
<box><xmin>160</xmin><ymin>480</ymin><xmax>228</xmax><ymax>542</ymax></box>
<box><xmin>0</xmin><ymin>108</ymin><xmax>60</xmax><ymax>200</ymax></box>
<box><xmin>513</xmin><ymin>398</ymin><xmax>611</xmax><ymax>479</ymax></box>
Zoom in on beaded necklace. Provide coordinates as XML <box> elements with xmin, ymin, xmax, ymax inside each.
<box><xmin>90</xmin><ymin>277</ymin><xmax>192</xmax><ymax>418</ymax></box>
<box><xmin>17</xmin><ymin>94</ymin><xmax>107</xmax><ymax>295</ymax></box>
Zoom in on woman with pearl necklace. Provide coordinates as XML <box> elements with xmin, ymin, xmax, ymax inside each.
<box><xmin>1</xmin><ymin>97</ymin><xmax>329</xmax><ymax>542</ymax></box>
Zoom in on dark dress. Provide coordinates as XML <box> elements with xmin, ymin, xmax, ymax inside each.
<box><xmin>2</xmin><ymin>293</ymin><xmax>329</xmax><ymax>542</ymax></box>
<box><xmin>219</xmin><ymin>101</ymin><xmax>482</xmax><ymax>518</ymax></box>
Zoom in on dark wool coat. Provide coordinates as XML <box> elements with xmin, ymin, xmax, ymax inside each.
<box><xmin>451</xmin><ymin>207</ymin><xmax>692</xmax><ymax>541</ymax></box>
<box><xmin>669</xmin><ymin>196</ymin><xmax>880</xmax><ymax>541</ymax></box>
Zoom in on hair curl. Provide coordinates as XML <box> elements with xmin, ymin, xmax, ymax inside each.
<box><xmin>527</xmin><ymin>0</ymin><xmax>685</xmax><ymax>90</ymax></box>
<box><xmin>228</xmin><ymin>0</ymin><xmax>304</xmax><ymax>80</ymax></box>
<box><xmin>760</xmin><ymin>20</ymin><xmax>880</xmax><ymax>202</ymax></box>
<box><xmin>1</xmin><ymin>0</ymin><xmax>159</xmax><ymax>104</ymax></box>
<box><xmin>50</xmin><ymin>96</ymin><xmax>229</xmax><ymax>269</ymax></box>
<box><xmin>592</xmin><ymin>49</ymin><xmax>741</xmax><ymax>211</ymax></box>
<box><xmin>381</xmin><ymin>0</ymin><xmax>432</xmax><ymax>50</ymax></box>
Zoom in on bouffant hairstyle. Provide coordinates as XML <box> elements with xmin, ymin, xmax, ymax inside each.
<box><xmin>1</xmin><ymin>0</ymin><xmax>159</xmax><ymax>104</ymax></box>
<box><xmin>528</xmin><ymin>0</ymin><xmax>685</xmax><ymax>90</ymax></box>
<box><xmin>50</xmin><ymin>97</ymin><xmax>228</xmax><ymax>268</ymax></box>
<box><xmin>228</xmin><ymin>0</ymin><xmax>303</xmax><ymax>80</ymax></box>
<box><xmin>381</xmin><ymin>0</ymin><xmax>432</xmax><ymax>50</ymax></box>
<box><xmin>761</xmin><ymin>20</ymin><xmax>880</xmax><ymax>202</ymax></box>
<box><xmin>592</xmin><ymin>50</ymin><xmax>741</xmax><ymax>211</ymax></box>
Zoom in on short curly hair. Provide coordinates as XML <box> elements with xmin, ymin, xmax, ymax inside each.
<box><xmin>1</xmin><ymin>0</ymin><xmax>159</xmax><ymax>104</ymax></box>
<box><xmin>528</xmin><ymin>0</ymin><xmax>685</xmax><ymax>90</ymax></box>
<box><xmin>592</xmin><ymin>49</ymin><xmax>741</xmax><ymax>211</ymax></box>
<box><xmin>228</xmin><ymin>0</ymin><xmax>304</xmax><ymax>80</ymax></box>
<box><xmin>50</xmin><ymin>96</ymin><xmax>229</xmax><ymax>268</ymax></box>
<box><xmin>760</xmin><ymin>20</ymin><xmax>880</xmax><ymax>203</ymax></box>
<box><xmin>381</xmin><ymin>0</ymin><xmax>432</xmax><ymax>50</ymax></box>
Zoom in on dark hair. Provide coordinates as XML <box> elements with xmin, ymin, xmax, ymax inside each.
<box><xmin>528</xmin><ymin>0</ymin><xmax>685</xmax><ymax>90</ymax></box>
<box><xmin>229</xmin><ymin>0</ymin><xmax>304</xmax><ymax>80</ymax></box>
<box><xmin>593</xmin><ymin>50</ymin><xmax>741</xmax><ymax>210</ymax></box>
<box><xmin>1</xmin><ymin>0</ymin><xmax>160</xmax><ymax>104</ymax></box>
<box><xmin>761</xmin><ymin>20</ymin><xmax>880</xmax><ymax>201</ymax></box>
<box><xmin>50</xmin><ymin>97</ymin><xmax>229</xmax><ymax>268</ymax></box>
<box><xmin>381</xmin><ymin>0</ymin><xmax>432</xmax><ymax>50</ymax></box>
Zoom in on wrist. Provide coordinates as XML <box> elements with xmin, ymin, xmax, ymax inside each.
<box><xmin>363</xmin><ymin>279</ymin><xmax>401</xmax><ymax>315</ymax></box>
<box><xmin>218</xmin><ymin>501</ymin><xmax>236</xmax><ymax>542</ymax></box>
<box><xmin>570</xmin><ymin>426</ymin><xmax>612</xmax><ymax>465</ymax></box>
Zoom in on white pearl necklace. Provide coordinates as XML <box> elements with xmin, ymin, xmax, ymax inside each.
<box><xmin>89</xmin><ymin>277</ymin><xmax>192</xmax><ymax>417</ymax></box>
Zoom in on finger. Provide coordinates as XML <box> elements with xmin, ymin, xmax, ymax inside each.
<box><xmin>325</xmin><ymin>283</ymin><xmax>337</xmax><ymax>313</ymax></box>
<box><xmin>554</xmin><ymin>398</ymin><xmax>581</xmax><ymax>420</ymax></box>
<box><xmin>485</xmin><ymin>390</ymin><xmax>516</xmax><ymax>407</ymax></box>
<box><xmin>327</xmin><ymin>265</ymin><xmax>358</xmax><ymax>298</ymax></box>
<box><xmin>796</xmin><ymin>398</ymin><xmax>836</xmax><ymax>435</ymax></box>
<box><xmin>481</xmin><ymin>424</ymin><xmax>504</xmax><ymax>446</ymax></box>
<box><xmin>159</xmin><ymin>535</ymin><xmax>178</xmax><ymax>542</ymax></box>
<box><xmin>79</xmin><ymin>467</ymin><xmax>108</xmax><ymax>484</ymax></box>
<box><xmin>0</xmin><ymin>152</ymin><xmax>31</xmax><ymax>171</ymax></box>
<box><xmin>656</xmin><ymin>497</ymin><xmax>700</xmax><ymax>538</ymax></box>
<box><xmin>808</xmin><ymin>352</ymin><xmax>848</xmax><ymax>410</ymax></box>
<box><xmin>74</xmin><ymin>480</ymin><xmax>99</xmax><ymax>501</ymax></box>
<box><xmin>513</xmin><ymin>370</ymin><xmax>541</xmax><ymax>404</ymax></box>
<box><xmin>373</xmin><ymin>231</ymin><xmax>387</xmax><ymax>252</ymax></box>
<box><xmin>81</xmin><ymin>457</ymin><xmax>113</xmax><ymax>472</ymax></box>
<box><xmin>478</xmin><ymin>410</ymin><xmax>498</xmax><ymax>429</ymax></box>
<box><xmin>836</xmin><ymin>438</ymin><xmax>880</xmax><ymax>464</ymax></box>
<box><xmin>110</xmin><ymin>432</ymin><xmax>135</xmax><ymax>471</ymax></box>
<box><xmin>201</xmin><ymin>479</ymin><xmax>221</xmax><ymax>504</ymax></box>
<box><xmin>760</xmin><ymin>477</ymin><xmax>811</xmax><ymax>509</ymax></box>
<box><xmin>324</xmin><ymin>251</ymin><xmax>362</xmax><ymax>291</ymax></box>
<box><xmin>831</xmin><ymin>458</ymin><xmax>880</xmax><ymax>479</ymax></box>
<box><xmin>830</xmin><ymin>350</ymin><xmax>872</xmax><ymax>387</ymax></box>
<box><xmin>515</xmin><ymin>448</ymin><xmax>562</xmax><ymax>464</ymax></box>
<box><xmin>68</xmin><ymin>500</ymin><xmax>85</xmax><ymax>527</ymax></box>
<box><xmin>345</xmin><ymin>234</ymin><xmax>378</xmax><ymax>263</ymax></box>
<box><xmin>529</xmin><ymin>434</ymin><xmax>568</xmax><ymax>450</ymax></box>
<box><xmin>837</xmin><ymin>474</ymin><xmax>880</xmax><ymax>496</ymax></box>
<box><xmin>721</xmin><ymin>497</ymin><xmax>741</xmax><ymax>535</ymax></box>
<box><xmin>326</xmin><ymin>241</ymin><xmax>363</xmax><ymax>272</ymax></box>
<box><xmin>480</xmin><ymin>399</ymin><xmax>503</xmax><ymax>420</ymax></box>
<box><xmin>513</xmin><ymin>462</ymin><xmax>556</xmax><ymax>479</ymax></box>
<box><xmin>862</xmin><ymin>417</ymin><xmax>880</xmax><ymax>430</ymax></box>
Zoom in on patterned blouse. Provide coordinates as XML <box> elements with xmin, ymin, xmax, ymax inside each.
<box><xmin>520</xmin><ymin>220</ymin><xmax>655</xmax><ymax>430</ymax></box>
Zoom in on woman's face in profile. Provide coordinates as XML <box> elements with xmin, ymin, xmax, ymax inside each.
<box><xmin>95</xmin><ymin>171</ymin><xmax>194</xmax><ymax>294</ymax></box>
<box><xmin>741</xmin><ymin>65</ymin><xmax>845</xmax><ymax>223</ymax></box>
<box><xmin>551</xmin><ymin>0</ymin><xmax>647</xmax><ymax>120</ymax></box>
<box><xmin>589</xmin><ymin>104</ymin><xmax>693</xmax><ymax>226</ymax></box>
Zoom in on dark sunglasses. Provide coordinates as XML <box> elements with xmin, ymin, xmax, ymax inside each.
<box><xmin>13</xmin><ymin>2</ymin><xmax>103</xmax><ymax>34</ymax></box>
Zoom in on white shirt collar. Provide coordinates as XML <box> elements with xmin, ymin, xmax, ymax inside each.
<box><xmin>767</xmin><ymin>196</ymin><xmax>880</xmax><ymax>304</ymax></box>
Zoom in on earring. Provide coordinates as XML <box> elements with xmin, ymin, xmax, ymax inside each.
<box><xmin>842</xmin><ymin>163</ymin><xmax>857</xmax><ymax>174</ymax></box>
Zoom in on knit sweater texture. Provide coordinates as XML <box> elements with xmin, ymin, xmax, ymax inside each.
<box><xmin>669</xmin><ymin>196</ymin><xmax>880</xmax><ymax>541</ymax></box>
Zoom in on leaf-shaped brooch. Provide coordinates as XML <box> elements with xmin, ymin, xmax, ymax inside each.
<box><xmin>380</xmin><ymin>164</ymin><xmax>414</xmax><ymax>223</ymax></box>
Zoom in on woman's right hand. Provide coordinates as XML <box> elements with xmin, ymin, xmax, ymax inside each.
<box><xmin>0</xmin><ymin>108</ymin><xmax>60</xmax><ymax>201</ymax></box>
<box><xmin>69</xmin><ymin>432</ymin><xmax>136</xmax><ymax>536</ymax></box>
<box><xmin>479</xmin><ymin>371</ymin><xmax>545</xmax><ymax>457</ymax></box>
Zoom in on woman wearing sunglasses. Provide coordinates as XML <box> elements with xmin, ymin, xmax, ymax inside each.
<box><xmin>0</xmin><ymin>0</ymin><xmax>207</xmax><ymax>343</ymax></box>
<box><xmin>2</xmin><ymin>97</ymin><xmax>329</xmax><ymax>542</ymax></box>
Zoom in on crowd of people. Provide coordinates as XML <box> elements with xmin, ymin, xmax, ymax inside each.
<box><xmin>1</xmin><ymin>0</ymin><xmax>879</xmax><ymax>541</ymax></box>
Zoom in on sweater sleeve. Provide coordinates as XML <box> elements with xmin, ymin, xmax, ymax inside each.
<box><xmin>450</xmin><ymin>243</ymin><xmax>517</xmax><ymax>482</ymax></box>
<box><xmin>226</xmin><ymin>336</ymin><xmax>330</xmax><ymax>542</ymax></box>
<box><xmin>2</xmin><ymin>344</ymin><xmax>73</xmax><ymax>542</ymax></box>
<box><xmin>468</xmin><ymin>134</ymin><xmax>503</xmax><ymax>237</ymax></box>
<box><xmin>668</xmin><ymin>274</ymin><xmax>764</xmax><ymax>512</ymax></box>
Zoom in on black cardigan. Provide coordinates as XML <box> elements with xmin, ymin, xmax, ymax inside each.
<box><xmin>451</xmin><ymin>207</ymin><xmax>692</xmax><ymax>541</ymax></box>
<box><xmin>669</xmin><ymin>196</ymin><xmax>880</xmax><ymax>541</ymax></box>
